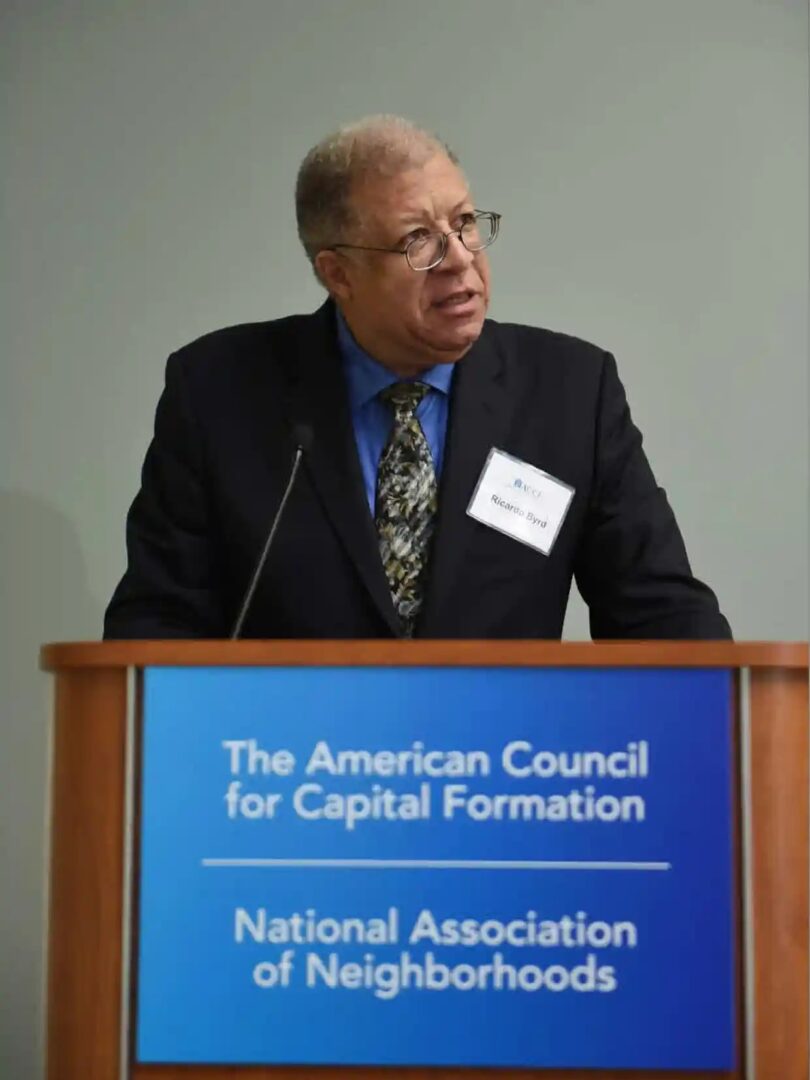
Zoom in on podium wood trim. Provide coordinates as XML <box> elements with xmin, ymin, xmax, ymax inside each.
<box><xmin>40</xmin><ymin>639</ymin><xmax>809</xmax><ymax>670</ymax></box>
<box><xmin>48</xmin><ymin>667</ymin><xmax>128</xmax><ymax>1080</ymax></box>
<box><xmin>750</xmin><ymin>668</ymin><xmax>809</xmax><ymax>1080</ymax></box>
<box><xmin>42</xmin><ymin>643</ymin><xmax>808</xmax><ymax>1080</ymax></box>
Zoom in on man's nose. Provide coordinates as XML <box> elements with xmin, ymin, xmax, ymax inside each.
<box><xmin>438</xmin><ymin>231</ymin><xmax>475</xmax><ymax>272</ymax></box>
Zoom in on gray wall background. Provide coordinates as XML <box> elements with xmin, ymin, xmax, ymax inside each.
<box><xmin>2</xmin><ymin>1</ymin><xmax>807</xmax><ymax>1074</ymax></box>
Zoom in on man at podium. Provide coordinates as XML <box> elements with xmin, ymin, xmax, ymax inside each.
<box><xmin>104</xmin><ymin>115</ymin><xmax>730</xmax><ymax>642</ymax></box>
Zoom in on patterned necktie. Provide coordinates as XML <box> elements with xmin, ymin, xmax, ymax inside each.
<box><xmin>375</xmin><ymin>382</ymin><xmax>438</xmax><ymax>637</ymax></box>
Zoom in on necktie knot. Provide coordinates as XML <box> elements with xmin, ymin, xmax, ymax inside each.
<box><xmin>380</xmin><ymin>381</ymin><xmax>429</xmax><ymax>422</ymax></box>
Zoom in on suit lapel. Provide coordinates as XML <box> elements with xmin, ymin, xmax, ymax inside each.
<box><xmin>420</xmin><ymin>323</ymin><xmax>514</xmax><ymax>633</ymax></box>
<box><xmin>282</xmin><ymin>302</ymin><xmax>400</xmax><ymax>635</ymax></box>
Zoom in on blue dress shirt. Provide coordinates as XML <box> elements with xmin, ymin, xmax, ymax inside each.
<box><xmin>336</xmin><ymin>309</ymin><xmax>455</xmax><ymax>515</ymax></box>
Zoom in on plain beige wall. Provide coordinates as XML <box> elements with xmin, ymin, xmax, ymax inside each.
<box><xmin>2</xmin><ymin>1</ymin><xmax>807</xmax><ymax>1074</ymax></box>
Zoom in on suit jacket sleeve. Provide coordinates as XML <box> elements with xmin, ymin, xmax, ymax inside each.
<box><xmin>573</xmin><ymin>352</ymin><xmax>731</xmax><ymax>639</ymax></box>
<box><xmin>104</xmin><ymin>352</ymin><xmax>225</xmax><ymax>638</ymax></box>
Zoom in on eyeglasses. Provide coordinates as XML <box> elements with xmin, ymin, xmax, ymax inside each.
<box><xmin>324</xmin><ymin>210</ymin><xmax>501</xmax><ymax>271</ymax></box>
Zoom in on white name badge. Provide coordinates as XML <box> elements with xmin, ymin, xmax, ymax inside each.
<box><xmin>466</xmin><ymin>448</ymin><xmax>575</xmax><ymax>556</ymax></box>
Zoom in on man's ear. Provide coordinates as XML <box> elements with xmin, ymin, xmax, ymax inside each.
<box><xmin>314</xmin><ymin>250</ymin><xmax>352</xmax><ymax>301</ymax></box>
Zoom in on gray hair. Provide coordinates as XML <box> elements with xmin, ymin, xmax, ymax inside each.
<box><xmin>295</xmin><ymin>115</ymin><xmax>459</xmax><ymax>275</ymax></box>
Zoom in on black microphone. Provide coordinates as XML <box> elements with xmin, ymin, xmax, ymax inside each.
<box><xmin>230</xmin><ymin>424</ymin><xmax>314</xmax><ymax>639</ymax></box>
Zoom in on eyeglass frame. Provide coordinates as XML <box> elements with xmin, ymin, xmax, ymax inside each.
<box><xmin>322</xmin><ymin>209</ymin><xmax>501</xmax><ymax>272</ymax></box>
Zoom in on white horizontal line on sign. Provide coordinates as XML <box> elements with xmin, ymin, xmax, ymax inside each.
<box><xmin>200</xmin><ymin>858</ymin><xmax>671</xmax><ymax>871</ymax></box>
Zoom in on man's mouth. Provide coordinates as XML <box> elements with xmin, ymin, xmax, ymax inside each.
<box><xmin>434</xmin><ymin>289</ymin><xmax>477</xmax><ymax>309</ymax></box>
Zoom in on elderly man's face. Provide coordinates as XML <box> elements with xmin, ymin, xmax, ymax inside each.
<box><xmin>321</xmin><ymin>154</ymin><xmax>491</xmax><ymax>376</ymax></box>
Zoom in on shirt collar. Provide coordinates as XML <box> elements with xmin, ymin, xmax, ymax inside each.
<box><xmin>336</xmin><ymin>306</ymin><xmax>455</xmax><ymax>410</ymax></box>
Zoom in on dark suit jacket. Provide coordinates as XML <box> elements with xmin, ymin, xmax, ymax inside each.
<box><xmin>104</xmin><ymin>301</ymin><xmax>731</xmax><ymax>640</ymax></box>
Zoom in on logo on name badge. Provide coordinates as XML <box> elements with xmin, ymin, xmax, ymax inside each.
<box><xmin>466</xmin><ymin>448</ymin><xmax>575</xmax><ymax>556</ymax></box>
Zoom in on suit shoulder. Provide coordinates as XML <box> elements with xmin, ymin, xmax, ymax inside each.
<box><xmin>485</xmin><ymin>317</ymin><xmax>609</xmax><ymax>372</ymax></box>
<box><xmin>169</xmin><ymin>311</ymin><xmax>312</xmax><ymax>370</ymax></box>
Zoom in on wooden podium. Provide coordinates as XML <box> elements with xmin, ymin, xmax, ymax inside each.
<box><xmin>41</xmin><ymin>641</ymin><xmax>808</xmax><ymax>1080</ymax></box>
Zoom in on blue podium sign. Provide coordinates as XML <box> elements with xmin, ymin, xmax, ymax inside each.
<box><xmin>136</xmin><ymin>665</ymin><xmax>735</xmax><ymax>1070</ymax></box>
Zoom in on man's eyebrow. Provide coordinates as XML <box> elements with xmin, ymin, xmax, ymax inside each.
<box><xmin>395</xmin><ymin>196</ymin><xmax>474</xmax><ymax>230</ymax></box>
